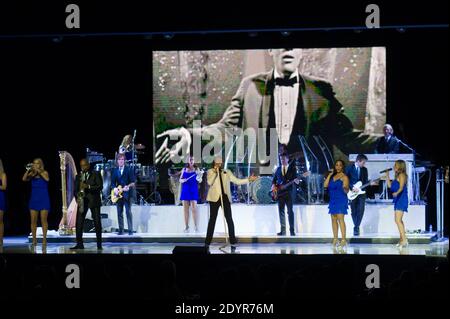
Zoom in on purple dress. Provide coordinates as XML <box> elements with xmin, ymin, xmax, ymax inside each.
<box><xmin>29</xmin><ymin>177</ymin><xmax>51</xmax><ymax>211</ymax></box>
<box><xmin>328</xmin><ymin>178</ymin><xmax>348</xmax><ymax>215</ymax></box>
<box><xmin>391</xmin><ymin>179</ymin><xmax>408</xmax><ymax>212</ymax></box>
<box><xmin>179</xmin><ymin>170</ymin><xmax>199</xmax><ymax>201</ymax></box>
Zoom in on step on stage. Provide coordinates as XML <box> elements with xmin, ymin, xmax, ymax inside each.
<box><xmin>25</xmin><ymin>203</ymin><xmax>445</xmax><ymax>247</ymax></box>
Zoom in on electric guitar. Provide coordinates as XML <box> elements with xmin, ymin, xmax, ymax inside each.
<box><xmin>111</xmin><ymin>183</ymin><xmax>135</xmax><ymax>203</ymax></box>
<box><xmin>270</xmin><ymin>171</ymin><xmax>310</xmax><ymax>201</ymax></box>
<box><xmin>347</xmin><ymin>178</ymin><xmax>380</xmax><ymax>201</ymax></box>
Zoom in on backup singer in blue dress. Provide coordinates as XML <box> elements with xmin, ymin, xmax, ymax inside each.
<box><xmin>22</xmin><ymin>158</ymin><xmax>50</xmax><ymax>248</ymax></box>
<box><xmin>0</xmin><ymin>158</ymin><xmax>7</xmax><ymax>247</ymax></box>
<box><xmin>386</xmin><ymin>160</ymin><xmax>409</xmax><ymax>248</ymax></box>
<box><xmin>324</xmin><ymin>160</ymin><xmax>350</xmax><ymax>248</ymax></box>
<box><xmin>179</xmin><ymin>156</ymin><xmax>201</xmax><ymax>233</ymax></box>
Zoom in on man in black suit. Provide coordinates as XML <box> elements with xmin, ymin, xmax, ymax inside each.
<box><xmin>345</xmin><ymin>154</ymin><xmax>369</xmax><ymax>236</ymax></box>
<box><xmin>272</xmin><ymin>152</ymin><xmax>300</xmax><ymax>236</ymax></box>
<box><xmin>111</xmin><ymin>153</ymin><xmax>136</xmax><ymax>235</ymax></box>
<box><xmin>156</xmin><ymin>48</ymin><xmax>377</xmax><ymax>169</ymax></box>
<box><xmin>71</xmin><ymin>158</ymin><xmax>103</xmax><ymax>250</ymax></box>
<box><xmin>375</xmin><ymin>124</ymin><xmax>400</xmax><ymax>154</ymax></box>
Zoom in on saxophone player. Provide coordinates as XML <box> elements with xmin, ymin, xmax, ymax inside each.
<box><xmin>71</xmin><ymin>159</ymin><xmax>103</xmax><ymax>250</ymax></box>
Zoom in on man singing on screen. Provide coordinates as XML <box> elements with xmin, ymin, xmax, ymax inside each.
<box><xmin>156</xmin><ymin>48</ymin><xmax>376</xmax><ymax>166</ymax></box>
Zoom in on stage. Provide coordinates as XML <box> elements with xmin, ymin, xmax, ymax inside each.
<box><xmin>2</xmin><ymin>237</ymin><xmax>449</xmax><ymax>256</ymax></box>
<box><xmin>27</xmin><ymin>202</ymin><xmax>430</xmax><ymax>244</ymax></box>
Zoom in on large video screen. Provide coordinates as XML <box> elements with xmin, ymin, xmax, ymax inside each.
<box><xmin>153</xmin><ymin>48</ymin><xmax>386</xmax><ymax>172</ymax></box>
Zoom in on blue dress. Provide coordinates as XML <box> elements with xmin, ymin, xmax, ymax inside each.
<box><xmin>391</xmin><ymin>179</ymin><xmax>408</xmax><ymax>212</ymax></box>
<box><xmin>29</xmin><ymin>177</ymin><xmax>50</xmax><ymax>211</ymax></box>
<box><xmin>0</xmin><ymin>179</ymin><xmax>5</xmax><ymax>211</ymax></box>
<box><xmin>328</xmin><ymin>178</ymin><xmax>348</xmax><ymax>215</ymax></box>
<box><xmin>179</xmin><ymin>170</ymin><xmax>199</xmax><ymax>201</ymax></box>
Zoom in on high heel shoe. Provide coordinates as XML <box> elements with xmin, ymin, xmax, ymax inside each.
<box><xmin>398</xmin><ymin>240</ymin><xmax>409</xmax><ymax>248</ymax></box>
<box><xmin>183</xmin><ymin>227</ymin><xmax>190</xmax><ymax>233</ymax></box>
<box><xmin>332</xmin><ymin>239</ymin><xmax>338</xmax><ymax>247</ymax></box>
<box><xmin>339</xmin><ymin>239</ymin><xmax>348</xmax><ymax>248</ymax></box>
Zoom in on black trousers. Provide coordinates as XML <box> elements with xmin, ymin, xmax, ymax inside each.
<box><xmin>116</xmin><ymin>197</ymin><xmax>133</xmax><ymax>233</ymax></box>
<box><xmin>75</xmin><ymin>201</ymin><xmax>102</xmax><ymax>245</ymax></box>
<box><xmin>205</xmin><ymin>195</ymin><xmax>236</xmax><ymax>245</ymax></box>
<box><xmin>278</xmin><ymin>194</ymin><xmax>295</xmax><ymax>233</ymax></box>
<box><xmin>350</xmin><ymin>194</ymin><xmax>366</xmax><ymax>228</ymax></box>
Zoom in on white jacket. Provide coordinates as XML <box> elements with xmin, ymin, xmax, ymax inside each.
<box><xmin>206</xmin><ymin>168</ymin><xmax>249</xmax><ymax>202</ymax></box>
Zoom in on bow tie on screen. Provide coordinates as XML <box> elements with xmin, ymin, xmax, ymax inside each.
<box><xmin>274</xmin><ymin>77</ymin><xmax>298</xmax><ymax>87</ymax></box>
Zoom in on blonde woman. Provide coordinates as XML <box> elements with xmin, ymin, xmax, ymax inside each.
<box><xmin>0</xmin><ymin>159</ymin><xmax>7</xmax><ymax>246</ymax></box>
<box><xmin>23</xmin><ymin>158</ymin><xmax>50</xmax><ymax>247</ymax></box>
<box><xmin>386</xmin><ymin>160</ymin><xmax>409</xmax><ymax>248</ymax></box>
<box><xmin>119</xmin><ymin>134</ymin><xmax>133</xmax><ymax>153</ymax></box>
<box><xmin>324</xmin><ymin>160</ymin><xmax>350</xmax><ymax>248</ymax></box>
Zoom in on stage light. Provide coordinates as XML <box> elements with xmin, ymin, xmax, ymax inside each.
<box><xmin>52</xmin><ymin>36</ymin><xmax>63</xmax><ymax>43</ymax></box>
<box><xmin>163</xmin><ymin>33</ymin><xmax>174</xmax><ymax>40</ymax></box>
<box><xmin>280</xmin><ymin>31</ymin><xmax>291</xmax><ymax>37</ymax></box>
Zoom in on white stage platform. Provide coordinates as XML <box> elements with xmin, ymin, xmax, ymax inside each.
<box><xmin>93</xmin><ymin>203</ymin><xmax>426</xmax><ymax>237</ymax></box>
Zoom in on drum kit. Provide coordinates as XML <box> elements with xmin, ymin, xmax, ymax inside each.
<box><xmin>89</xmin><ymin>143</ymin><xmax>161</xmax><ymax>206</ymax></box>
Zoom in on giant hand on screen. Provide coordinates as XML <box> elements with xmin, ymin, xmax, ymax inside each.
<box><xmin>155</xmin><ymin>127</ymin><xmax>192</xmax><ymax>164</ymax></box>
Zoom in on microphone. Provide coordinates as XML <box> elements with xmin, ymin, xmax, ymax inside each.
<box><xmin>379</xmin><ymin>168</ymin><xmax>393</xmax><ymax>174</ymax></box>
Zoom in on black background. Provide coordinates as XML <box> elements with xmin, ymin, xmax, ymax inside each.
<box><xmin>0</xmin><ymin>1</ymin><xmax>448</xmax><ymax>235</ymax></box>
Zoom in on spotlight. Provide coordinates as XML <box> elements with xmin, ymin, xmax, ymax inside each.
<box><xmin>280</xmin><ymin>31</ymin><xmax>291</xmax><ymax>37</ymax></box>
<box><xmin>163</xmin><ymin>33</ymin><xmax>174</xmax><ymax>40</ymax></box>
<box><xmin>397</xmin><ymin>28</ymin><xmax>406</xmax><ymax>33</ymax></box>
<box><xmin>248</xmin><ymin>32</ymin><xmax>258</xmax><ymax>37</ymax></box>
<box><xmin>52</xmin><ymin>36</ymin><xmax>63</xmax><ymax>43</ymax></box>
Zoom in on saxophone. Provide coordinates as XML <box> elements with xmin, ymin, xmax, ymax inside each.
<box><xmin>77</xmin><ymin>172</ymin><xmax>87</xmax><ymax>213</ymax></box>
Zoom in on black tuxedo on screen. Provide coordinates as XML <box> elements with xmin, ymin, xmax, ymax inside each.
<box><xmin>111</xmin><ymin>166</ymin><xmax>136</xmax><ymax>234</ymax></box>
<box><xmin>375</xmin><ymin>135</ymin><xmax>400</xmax><ymax>154</ymax></box>
<box><xmin>345</xmin><ymin>164</ymin><xmax>368</xmax><ymax>232</ymax></box>
<box><xmin>272</xmin><ymin>163</ymin><xmax>297</xmax><ymax>234</ymax></box>
<box><xmin>74</xmin><ymin>169</ymin><xmax>103</xmax><ymax>245</ymax></box>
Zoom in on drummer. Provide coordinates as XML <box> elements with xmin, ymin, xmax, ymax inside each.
<box><xmin>119</xmin><ymin>134</ymin><xmax>133</xmax><ymax>161</ymax></box>
<box><xmin>118</xmin><ymin>135</ymin><xmax>146</xmax><ymax>162</ymax></box>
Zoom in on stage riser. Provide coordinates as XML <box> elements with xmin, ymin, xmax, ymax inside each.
<box><xmin>92</xmin><ymin>204</ymin><xmax>426</xmax><ymax>236</ymax></box>
<box><xmin>31</xmin><ymin>234</ymin><xmax>434</xmax><ymax>244</ymax></box>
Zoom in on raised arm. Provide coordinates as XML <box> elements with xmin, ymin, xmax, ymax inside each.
<box><xmin>324</xmin><ymin>172</ymin><xmax>333</xmax><ymax>189</ymax></box>
<box><xmin>0</xmin><ymin>173</ymin><xmax>6</xmax><ymax>191</ymax></box>
<box><xmin>22</xmin><ymin>169</ymin><xmax>35</xmax><ymax>182</ymax></box>
<box><xmin>342</xmin><ymin>175</ymin><xmax>350</xmax><ymax>194</ymax></box>
<box><xmin>207</xmin><ymin>169</ymin><xmax>217</xmax><ymax>186</ymax></box>
<box><xmin>385</xmin><ymin>171</ymin><xmax>392</xmax><ymax>188</ymax></box>
<box><xmin>39</xmin><ymin>170</ymin><xmax>50</xmax><ymax>182</ymax></box>
<box><xmin>179</xmin><ymin>168</ymin><xmax>186</xmax><ymax>183</ymax></box>
<box><xmin>393</xmin><ymin>173</ymin><xmax>406</xmax><ymax>196</ymax></box>
<box><xmin>227</xmin><ymin>170</ymin><xmax>249</xmax><ymax>186</ymax></box>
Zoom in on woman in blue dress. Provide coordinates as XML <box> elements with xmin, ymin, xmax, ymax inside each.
<box><xmin>23</xmin><ymin>158</ymin><xmax>50</xmax><ymax>247</ymax></box>
<box><xmin>386</xmin><ymin>160</ymin><xmax>408</xmax><ymax>248</ymax></box>
<box><xmin>324</xmin><ymin>160</ymin><xmax>350</xmax><ymax>248</ymax></box>
<box><xmin>0</xmin><ymin>158</ymin><xmax>7</xmax><ymax>247</ymax></box>
<box><xmin>179</xmin><ymin>156</ymin><xmax>202</xmax><ymax>233</ymax></box>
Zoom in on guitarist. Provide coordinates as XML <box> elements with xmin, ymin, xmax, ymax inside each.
<box><xmin>272</xmin><ymin>152</ymin><xmax>300</xmax><ymax>236</ymax></box>
<box><xmin>345</xmin><ymin>154</ymin><xmax>368</xmax><ymax>236</ymax></box>
<box><xmin>111</xmin><ymin>153</ymin><xmax>136</xmax><ymax>235</ymax></box>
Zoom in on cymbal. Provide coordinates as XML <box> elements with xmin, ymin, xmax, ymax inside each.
<box><xmin>135</xmin><ymin>144</ymin><xmax>146</xmax><ymax>150</ymax></box>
